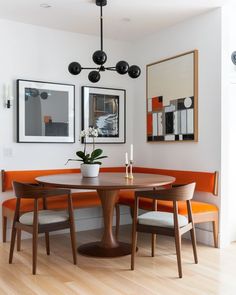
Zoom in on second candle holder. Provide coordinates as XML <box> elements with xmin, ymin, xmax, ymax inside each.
<box><xmin>129</xmin><ymin>160</ymin><xmax>134</xmax><ymax>179</ymax></box>
<box><xmin>125</xmin><ymin>163</ymin><xmax>129</xmax><ymax>178</ymax></box>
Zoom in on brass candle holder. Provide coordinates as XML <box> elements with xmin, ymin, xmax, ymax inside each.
<box><xmin>125</xmin><ymin>163</ymin><xmax>129</xmax><ymax>178</ymax></box>
<box><xmin>129</xmin><ymin>160</ymin><xmax>134</xmax><ymax>179</ymax></box>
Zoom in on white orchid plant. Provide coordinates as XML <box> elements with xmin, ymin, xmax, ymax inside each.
<box><xmin>66</xmin><ymin>127</ymin><xmax>107</xmax><ymax>165</ymax></box>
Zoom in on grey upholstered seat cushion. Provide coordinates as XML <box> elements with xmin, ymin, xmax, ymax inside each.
<box><xmin>19</xmin><ymin>210</ymin><xmax>69</xmax><ymax>225</ymax></box>
<box><xmin>138</xmin><ymin>211</ymin><xmax>188</xmax><ymax>228</ymax></box>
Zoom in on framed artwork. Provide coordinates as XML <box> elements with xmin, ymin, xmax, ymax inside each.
<box><xmin>17</xmin><ymin>79</ymin><xmax>75</xmax><ymax>143</ymax></box>
<box><xmin>146</xmin><ymin>50</ymin><xmax>198</xmax><ymax>142</ymax></box>
<box><xmin>82</xmin><ymin>86</ymin><xmax>126</xmax><ymax>143</ymax></box>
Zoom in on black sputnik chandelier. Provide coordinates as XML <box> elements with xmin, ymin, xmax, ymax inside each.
<box><xmin>68</xmin><ymin>0</ymin><xmax>141</xmax><ymax>83</ymax></box>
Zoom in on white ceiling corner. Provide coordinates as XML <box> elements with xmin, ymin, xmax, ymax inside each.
<box><xmin>0</xmin><ymin>0</ymin><xmax>230</xmax><ymax>41</ymax></box>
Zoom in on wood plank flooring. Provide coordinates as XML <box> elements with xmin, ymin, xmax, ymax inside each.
<box><xmin>0</xmin><ymin>225</ymin><xmax>236</xmax><ymax>295</ymax></box>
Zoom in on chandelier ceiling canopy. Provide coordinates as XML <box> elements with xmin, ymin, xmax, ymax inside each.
<box><xmin>68</xmin><ymin>0</ymin><xmax>141</xmax><ymax>83</ymax></box>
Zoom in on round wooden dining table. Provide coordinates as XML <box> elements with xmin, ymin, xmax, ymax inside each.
<box><xmin>36</xmin><ymin>172</ymin><xmax>175</xmax><ymax>258</ymax></box>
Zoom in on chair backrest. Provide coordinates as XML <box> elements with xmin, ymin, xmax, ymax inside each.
<box><xmin>12</xmin><ymin>181</ymin><xmax>70</xmax><ymax>199</ymax></box>
<box><xmin>135</xmin><ymin>183</ymin><xmax>196</xmax><ymax>202</ymax></box>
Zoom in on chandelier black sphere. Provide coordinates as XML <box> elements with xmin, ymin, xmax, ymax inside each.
<box><xmin>116</xmin><ymin>61</ymin><xmax>129</xmax><ymax>75</ymax></box>
<box><xmin>88</xmin><ymin>71</ymin><xmax>101</xmax><ymax>83</ymax></box>
<box><xmin>93</xmin><ymin>50</ymin><xmax>107</xmax><ymax>65</ymax></box>
<box><xmin>128</xmin><ymin>65</ymin><xmax>141</xmax><ymax>79</ymax></box>
<box><xmin>68</xmin><ymin>62</ymin><xmax>82</xmax><ymax>75</ymax></box>
<box><xmin>68</xmin><ymin>0</ymin><xmax>141</xmax><ymax>83</ymax></box>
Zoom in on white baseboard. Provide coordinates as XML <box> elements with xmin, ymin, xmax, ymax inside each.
<box><xmin>195</xmin><ymin>227</ymin><xmax>215</xmax><ymax>246</ymax></box>
<box><xmin>183</xmin><ymin>226</ymin><xmax>216</xmax><ymax>247</ymax></box>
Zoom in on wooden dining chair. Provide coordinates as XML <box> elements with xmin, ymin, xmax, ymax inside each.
<box><xmin>131</xmin><ymin>183</ymin><xmax>198</xmax><ymax>278</ymax></box>
<box><xmin>9</xmin><ymin>181</ymin><xmax>77</xmax><ymax>275</ymax></box>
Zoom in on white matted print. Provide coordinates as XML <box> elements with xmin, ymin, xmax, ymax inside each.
<box><xmin>17</xmin><ymin>79</ymin><xmax>75</xmax><ymax>143</ymax></box>
<box><xmin>82</xmin><ymin>86</ymin><xmax>126</xmax><ymax>143</ymax></box>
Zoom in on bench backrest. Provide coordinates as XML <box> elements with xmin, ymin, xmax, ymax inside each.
<box><xmin>1</xmin><ymin>167</ymin><xmax>218</xmax><ymax>195</ymax></box>
<box><xmin>133</xmin><ymin>167</ymin><xmax>218</xmax><ymax>195</ymax></box>
<box><xmin>1</xmin><ymin>167</ymin><xmax>125</xmax><ymax>192</ymax></box>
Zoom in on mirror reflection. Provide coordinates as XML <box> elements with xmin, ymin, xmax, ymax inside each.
<box><xmin>25</xmin><ymin>88</ymin><xmax>69</xmax><ymax>137</ymax></box>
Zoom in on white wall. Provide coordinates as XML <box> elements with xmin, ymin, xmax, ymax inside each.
<box><xmin>132</xmin><ymin>9</ymin><xmax>222</xmax><ymax>246</ymax></box>
<box><xmin>0</xmin><ymin>19</ymin><xmax>135</xmax><ymax>170</ymax></box>
<box><xmin>221</xmin><ymin>4</ymin><xmax>236</xmax><ymax>245</ymax></box>
<box><xmin>0</xmin><ymin>19</ymin><xmax>134</xmax><ymax>238</ymax></box>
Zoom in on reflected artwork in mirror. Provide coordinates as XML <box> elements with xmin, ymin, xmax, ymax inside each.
<box><xmin>146</xmin><ymin>50</ymin><xmax>198</xmax><ymax>142</ymax></box>
<box><xmin>17</xmin><ymin>80</ymin><xmax>75</xmax><ymax>143</ymax></box>
<box><xmin>82</xmin><ymin>86</ymin><xmax>126</xmax><ymax>143</ymax></box>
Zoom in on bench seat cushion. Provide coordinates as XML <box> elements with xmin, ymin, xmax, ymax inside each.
<box><xmin>2</xmin><ymin>191</ymin><xmax>101</xmax><ymax>212</ymax></box>
<box><xmin>2</xmin><ymin>190</ymin><xmax>132</xmax><ymax>213</ymax></box>
<box><xmin>118</xmin><ymin>191</ymin><xmax>218</xmax><ymax>215</ymax></box>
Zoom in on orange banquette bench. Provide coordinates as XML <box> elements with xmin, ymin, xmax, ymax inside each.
<box><xmin>2</xmin><ymin>167</ymin><xmax>219</xmax><ymax>248</ymax></box>
<box><xmin>1</xmin><ymin>167</ymin><xmax>125</xmax><ymax>246</ymax></box>
<box><xmin>116</xmin><ymin>167</ymin><xmax>219</xmax><ymax>247</ymax></box>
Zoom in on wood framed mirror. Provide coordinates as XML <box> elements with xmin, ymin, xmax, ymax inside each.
<box><xmin>146</xmin><ymin>50</ymin><xmax>198</xmax><ymax>142</ymax></box>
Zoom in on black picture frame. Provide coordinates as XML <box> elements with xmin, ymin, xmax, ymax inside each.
<box><xmin>82</xmin><ymin>86</ymin><xmax>126</xmax><ymax>144</ymax></box>
<box><xmin>17</xmin><ymin>79</ymin><xmax>75</xmax><ymax>143</ymax></box>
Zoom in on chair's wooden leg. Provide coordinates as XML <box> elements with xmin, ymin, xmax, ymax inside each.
<box><xmin>151</xmin><ymin>234</ymin><xmax>156</xmax><ymax>257</ymax></box>
<box><xmin>130</xmin><ymin>207</ymin><xmax>134</xmax><ymax>219</ymax></box>
<box><xmin>67</xmin><ymin>193</ymin><xmax>77</xmax><ymax>265</ymax></box>
<box><xmin>32</xmin><ymin>198</ymin><xmax>39</xmax><ymax>275</ymax></box>
<box><xmin>17</xmin><ymin>230</ymin><xmax>21</xmax><ymax>251</ymax></box>
<box><xmin>32</xmin><ymin>229</ymin><xmax>38</xmax><ymax>275</ymax></box>
<box><xmin>45</xmin><ymin>232</ymin><xmax>50</xmax><ymax>255</ymax></box>
<box><xmin>2</xmin><ymin>215</ymin><xmax>7</xmax><ymax>243</ymax></box>
<box><xmin>174</xmin><ymin>233</ymin><xmax>182</xmax><ymax>278</ymax></box>
<box><xmin>69</xmin><ymin>222</ymin><xmax>77</xmax><ymax>265</ymax></box>
<box><xmin>115</xmin><ymin>204</ymin><xmax>120</xmax><ymax>239</ymax></box>
<box><xmin>9</xmin><ymin>226</ymin><xmax>17</xmax><ymax>264</ymax></box>
<box><xmin>213</xmin><ymin>218</ymin><xmax>219</xmax><ymax>248</ymax></box>
<box><xmin>131</xmin><ymin>230</ymin><xmax>137</xmax><ymax>270</ymax></box>
<box><xmin>190</xmin><ymin>226</ymin><xmax>198</xmax><ymax>264</ymax></box>
<box><xmin>173</xmin><ymin>201</ymin><xmax>183</xmax><ymax>278</ymax></box>
<box><xmin>131</xmin><ymin>196</ymin><xmax>139</xmax><ymax>271</ymax></box>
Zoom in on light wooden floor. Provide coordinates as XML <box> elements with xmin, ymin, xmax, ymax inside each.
<box><xmin>1</xmin><ymin>225</ymin><xmax>236</xmax><ymax>295</ymax></box>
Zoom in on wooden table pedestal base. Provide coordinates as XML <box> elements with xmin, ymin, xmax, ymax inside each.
<box><xmin>78</xmin><ymin>189</ymin><xmax>132</xmax><ymax>257</ymax></box>
<box><xmin>78</xmin><ymin>241</ymin><xmax>131</xmax><ymax>257</ymax></box>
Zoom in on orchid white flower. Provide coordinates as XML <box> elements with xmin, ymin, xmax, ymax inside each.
<box><xmin>85</xmin><ymin>129</ymin><xmax>90</xmax><ymax>136</ymax></box>
<box><xmin>80</xmin><ymin>130</ymin><xmax>86</xmax><ymax>137</ymax></box>
<box><xmin>80</xmin><ymin>127</ymin><xmax>99</xmax><ymax>138</ymax></box>
<box><xmin>67</xmin><ymin>127</ymin><xmax>106</xmax><ymax>166</ymax></box>
<box><xmin>91</xmin><ymin>128</ymin><xmax>98</xmax><ymax>137</ymax></box>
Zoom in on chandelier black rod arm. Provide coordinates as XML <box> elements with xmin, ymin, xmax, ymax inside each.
<box><xmin>100</xmin><ymin>4</ymin><xmax>103</xmax><ymax>51</ymax></box>
<box><xmin>81</xmin><ymin>67</ymin><xmax>100</xmax><ymax>70</ymax></box>
<box><xmin>106</xmin><ymin>68</ymin><xmax>117</xmax><ymax>71</ymax></box>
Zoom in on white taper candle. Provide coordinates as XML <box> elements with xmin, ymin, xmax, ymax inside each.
<box><xmin>4</xmin><ymin>84</ymin><xmax>8</xmax><ymax>98</ymax></box>
<box><xmin>130</xmin><ymin>144</ymin><xmax>133</xmax><ymax>161</ymax></box>
<box><xmin>8</xmin><ymin>85</ymin><xmax>12</xmax><ymax>98</ymax></box>
<box><xmin>125</xmin><ymin>152</ymin><xmax>128</xmax><ymax>165</ymax></box>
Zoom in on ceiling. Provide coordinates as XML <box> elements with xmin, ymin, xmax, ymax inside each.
<box><xmin>0</xmin><ymin>0</ymin><xmax>230</xmax><ymax>41</ymax></box>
